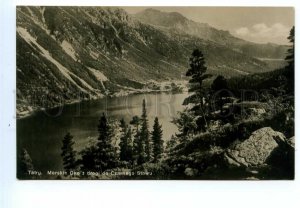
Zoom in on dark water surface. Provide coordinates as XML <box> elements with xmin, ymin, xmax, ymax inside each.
<box><xmin>17</xmin><ymin>92</ymin><xmax>187</xmax><ymax>173</ymax></box>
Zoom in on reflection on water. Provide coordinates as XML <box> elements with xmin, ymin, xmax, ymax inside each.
<box><xmin>17</xmin><ymin>92</ymin><xmax>187</xmax><ymax>172</ymax></box>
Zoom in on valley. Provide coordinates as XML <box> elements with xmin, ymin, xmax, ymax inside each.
<box><xmin>16</xmin><ymin>6</ymin><xmax>286</xmax><ymax>117</ymax></box>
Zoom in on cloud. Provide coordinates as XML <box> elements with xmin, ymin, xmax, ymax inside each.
<box><xmin>252</xmin><ymin>23</ymin><xmax>268</xmax><ymax>32</ymax></box>
<box><xmin>235</xmin><ymin>27</ymin><xmax>250</xmax><ymax>36</ymax></box>
<box><xmin>234</xmin><ymin>23</ymin><xmax>291</xmax><ymax>44</ymax></box>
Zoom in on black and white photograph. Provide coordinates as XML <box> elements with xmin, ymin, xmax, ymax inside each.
<box><xmin>16</xmin><ymin>6</ymin><xmax>295</xmax><ymax>180</ymax></box>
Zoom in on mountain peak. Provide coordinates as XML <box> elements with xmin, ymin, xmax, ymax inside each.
<box><xmin>134</xmin><ymin>8</ymin><xmax>187</xmax><ymax>27</ymax></box>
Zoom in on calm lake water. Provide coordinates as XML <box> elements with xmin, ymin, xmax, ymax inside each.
<box><xmin>17</xmin><ymin>92</ymin><xmax>188</xmax><ymax>173</ymax></box>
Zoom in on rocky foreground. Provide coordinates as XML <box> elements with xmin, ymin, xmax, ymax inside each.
<box><xmin>221</xmin><ymin>127</ymin><xmax>294</xmax><ymax>179</ymax></box>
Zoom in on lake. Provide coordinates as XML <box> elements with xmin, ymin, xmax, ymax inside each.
<box><xmin>17</xmin><ymin>92</ymin><xmax>188</xmax><ymax>173</ymax></box>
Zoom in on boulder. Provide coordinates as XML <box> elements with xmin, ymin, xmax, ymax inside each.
<box><xmin>224</xmin><ymin>127</ymin><xmax>286</xmax><ymax>167</ymax></box>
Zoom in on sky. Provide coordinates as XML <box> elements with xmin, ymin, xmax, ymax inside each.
<box><xmin>123</xmin><ymin>7</ymin><xmax>294</xmax><ymax>45</ymax></box>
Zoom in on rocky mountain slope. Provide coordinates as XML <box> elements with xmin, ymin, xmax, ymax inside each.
<box><xmin>16</xmin><ymin>6</ymin><xmax>283</xmax><ymax>116</ymax></box>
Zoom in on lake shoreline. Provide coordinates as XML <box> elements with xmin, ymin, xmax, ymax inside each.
<box><xmin>17</xmin><ymin>80</ymin><xmax>188</xmax><ymax>120</ymax></box>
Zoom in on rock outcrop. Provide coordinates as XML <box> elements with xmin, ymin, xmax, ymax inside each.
<box><xmin>224</xmin><ymin>127</ymin><xmax>286</xmax><ymax>168</ymax></box>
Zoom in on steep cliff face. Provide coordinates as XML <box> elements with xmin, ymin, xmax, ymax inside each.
<box><xmin>17</xmin><ymin>6</ymin><xmax>277</xmax><ymax>116</ymax></box>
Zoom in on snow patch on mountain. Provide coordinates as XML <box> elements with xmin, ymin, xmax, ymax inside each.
<box><xmin>17</xmin><ymin>27</ymin><xmax>96</xmax><ymax>93</ymax></box>
<box><xmin>87</xmin><ymin>67</ymin><xmax>108</xmax><ymax>91</ymax></box>
<box><xmin>61</xmin><ymin>40</ymin><xmax>77</xmax><ymax>61</ymax></box>
<box><xmin>87</xmin><ymin>67</ymin><xmax>108</xmax><ymax>81</ymax></box>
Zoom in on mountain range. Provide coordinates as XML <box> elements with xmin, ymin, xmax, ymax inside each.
<box><xmin>16</xmin><ymin>6</ymin><xmax>289</xmax><ymax>116</ymax></box>
<box><xmin>134</xmin><ymin>8</ymin><xmax>288</xmax><ymax>59</ymax></box>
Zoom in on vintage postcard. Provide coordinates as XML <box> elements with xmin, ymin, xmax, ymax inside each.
<box><xmin>16</xmin><ymin>6</ymin><xmax>294</xmax><ymax>179</ymax></box>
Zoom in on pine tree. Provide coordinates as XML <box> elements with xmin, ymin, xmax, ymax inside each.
<box><xmin>166</xmin><ymin>135</ymin><xmax>177</xmax><ymax>157</ymax></box>
<box><xmin>61</xmin><ymin>132</ymin><xmax>77</xmax><ymax>172</ymax></box>
<box><xmin>130</xmin><ymin>116</ymin><xmax>140</xmax><ymax>128</ymax></box>
<box><xmin>96</xmin><ymin>113</ymin><xmax>117</xmax><ymax>172</ymax></box>
<box><xmin>151</xmin><ymin>117</ymin><xmax>164</xmax><ymax>162</ymax></box>
<box><xmin>183</xmin><ymin>49</ymin><xmax>212</xmax><ymax>131</ymax></box>
<box><xmin>119</xmin><ymin>119</ymin><xmax>133</xmax><ymax>163</ymax></box>
<box><xmin>120</xmin><ymin>118</ymin><xmax>126</xmax><ymax>129</ymax></box>
<box><xmin>133</xmin><ymin>129</ymin><xmax>141</xmax><ymax>165</ymax></box>
<box><xmin>140</xmin><ymin>99</ymin><xmax>151</xmax><ymax>163</ymax></box>
<box><xmin>284</xmin><ymin>26</ymin><xmax>294</xmax><ymax>93</ymax></box>
<box><xmin>18</xmin><ymin>148</ymin><xmax>34</xmax><ymax>179</ymax></box>
<box><xmin>126</xmin><ymin>128</ymin><xmax>134</xmax><ymax>162</ymax></box>
<box><xmin>285</xmin><ymin>26</ymin><xmax>294</xmax><ymax>68</ymax></box>
<box><xmin>173</xmin><ymin>109</ymin><xmax>197</xmax><ymax>139</ymax></box>
<box><xmin>80</xmin><ymin>145</ymin><xmax>98</xmax><ymax>173</ymax></box>
<box><xmin>130</xmin><ymin>116</ymin><xmax>141</xmax><ymax>165</ymax></box>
